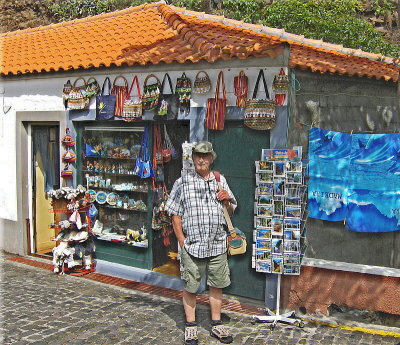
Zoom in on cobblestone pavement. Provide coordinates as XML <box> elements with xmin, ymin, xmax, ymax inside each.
<box><xmin>1</xmin><ymin>253</ymin><xmax>399</xmax><ymax>345</ymax></box>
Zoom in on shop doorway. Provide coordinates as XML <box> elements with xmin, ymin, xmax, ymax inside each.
<box><xmin>31</xmin><ymin>125</ymin><xmax>60</xmax><ymax>255</ymax></box>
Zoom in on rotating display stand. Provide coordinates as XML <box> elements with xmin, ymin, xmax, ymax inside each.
<box><xmin>251</xmin><ymin>147</ymin><xmax>308</xmax><ymax>329</ymax></box>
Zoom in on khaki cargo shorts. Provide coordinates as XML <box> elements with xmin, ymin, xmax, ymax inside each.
<box><xmin>180</xmin><ymin>247</ymin><xmax>230</xmax><ymax>294</ymax></box>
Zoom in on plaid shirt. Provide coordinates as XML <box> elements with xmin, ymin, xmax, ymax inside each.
<box><xmin>166</xmin><ymin>171</ymin><xmax>237</xmax><ymax>258</ymax></box>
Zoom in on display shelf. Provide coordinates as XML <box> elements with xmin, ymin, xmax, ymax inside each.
<box><xmin>84</xmin><ymin>155</ymin><xmax>136</xmax><ymax>161</ymax></box>
<box><xmin>83</xmin><ymin>170</ymin><xmax>137</xmax><ymax>177</ymax></box>
<box><xmin>100</xmin><ymin>204</ymin><xmax>148</xmax><ymax>213</ymax></box>
<box><xmin>95</xmin><ymin>236</ymin><xmax>148</xmax><ymax>248</ymax></box>
<box><xmin>88</xmin><ymin>186</ymin><xmax>149</xmax><ymax>193</ymax></box>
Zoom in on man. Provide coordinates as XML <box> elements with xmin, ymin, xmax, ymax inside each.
<box><xmin>166</xmin><ymin>141</ymin><xmax>237</xmax><ymax>345</ymax></box>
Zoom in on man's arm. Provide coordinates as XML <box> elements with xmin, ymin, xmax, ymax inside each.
<box><xmin>171</xmin><ymin>214</ymin><xmax>185</xmax><ymax>248</ymax></box>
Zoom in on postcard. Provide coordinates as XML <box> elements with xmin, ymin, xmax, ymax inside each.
<box><xmin>283</xmin><ymin>265</ymin><xmax>300</xmax><ymax>275</ymax></box>
<box><xmin>273</xmin><ymin>179</ymin><xmax>285</xmax><ymax>196</ymax></box>
<box><xmin>271</xmin><ymin>218</ymin><xmax>284</xmax><ymax>236</ymax></box>
<box><xmin>285</xmin><ymin>207</ymin><xmax>302</xmax><ymax>219</ymax></box>
<box><xmin>255</xmin><ymin>250</ymin><xmax>271</xmax><ymax>261</ymax></box>
<box><xmin>256</xmin><ymin>172</ymin><xmax>274</xmax><ymax>184</ymax></box>
<box><xmin>256</xmin><ymin>239</ymin><xmax>271</xmax><ymax>251</ymax></box>
<box><xmin>285</xmin><ymin>196</ymin><xmax>301</xmax><ymax>207</ymax></box>
<box><xmin>272</xmin><ymin>256</ymin><xmax>283</xmax><ymax>273</ymax></box>
<box><xmin>273</xmin><ymin>161</ymin><xmax>286</xmax><ymax>177</ymax></box>
<box><xmin>272</xmin><ymin>238</ymin><xmax>283</xmax><ymax>254</ymax></box>
<box><xmin>258</xmin><ymin>195</ymin><xmax>273</xmax><ymax>205</ymax></box>
<box><xmin>257</xmin><ymin>183</ymin><xmax>274</xmax><ymax>196</ymax></box>
<box><xmin>255</xmin><ymin>216</ymin><xmax>272</xmax><ymax>228</ymax></box>
<box><xmin>256</xmin><ymin>260</ymin><xmax>271</xmax><ymax>273</ymax></box>
<box><xmin>273</xmin><ymin>200</ymin><xmax>284</xmax><ymax>216</ymax></box>
<box><xmin>257</xmin><ymin>205</ymin><xmax>273</xmax><ymax>217</ymax></box>
<box><xmin>256</xmin><ymin>160</ymin><xmax>273</xmax><ymax>172</ymax></box>
<box><xmin>286</xmin><ymin>161</ymin><xmax>302</xmax><ymax>173</ymax></box>
<box><xmin>284</xmin><ymin>240</ymin><xmax>300</xmax><ymax>252</ymax></box>
<box><xmin>256</xmin><ymin>228</ymin><xmax>272</xmax><ymax>239</ymax></box>
<box><xmin>284</xmin><ymin>219</ymin><xmax>301</xmax><ymax>230</ymax></box>
<box><xmin>286</xmin><ymin>172</ymin><xmax>303</xmax><ymax>184</ymax></box>
<box><xmin>284</xmin><ymin>253</ymin><xmax>300</xmax><ymax>265</ymax></box>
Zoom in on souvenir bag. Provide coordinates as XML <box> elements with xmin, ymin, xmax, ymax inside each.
<box><xmin>61</xmin><ymin>163</ymin><xmax>73</xmax><ymax>178</ymax></box>
<box><xmin>214</xmin><ymin>171</ymin><xmax>247</xmax><ymax>255</ymax></box>
<box><xmin>62</xmin><ymin>147</ymin><xmax>76</xmax><ymax>162</ymax></box>
<box><xmin>205</xmin><ymin>71</ymin><xmax>226</xmax><ymax>131</ymax></box>
<box><xmin>96</xmin><ymin>77</ymin><xmax>116</xmax><ymax>120</ymax></box>
<box><xmin>62</xmin><ymin>80</ymin><xmax>72</xmax><ymax>108</ymax></box>
<box><xmin>234</xmin><ymin>70</ymin><xmax>248</xmax><ymax>108</ymax></box>
<box><xmin>272</xmin><ymin>68</ymin><xmax>290</xmax><ymax>106</ymax></box>
<box><xmin>67</xmin><ymin>77</ymin><xmax>90</xmax><ymax>110</ymax></box>
<box><xmin>122</xmin><ymin>75</ymin><xmax>142</xmax><ymax>122</ymax></box>
<box><xmin>175</xmin><ymin>72</ymin><xmax>192</xmax><ymax>115</ymax></box>
<box><xmin>61</xmin><ymin>128</ymin><xmax>75</xmax><ymax>147</ymax></box>
<box><xmin>244</xmin><ymin>69</ymin><xmax>277</xmax><ymax>130</ymax></box>
<box><xmin>111</xmin><ymin>75</ymin><xmax>129</xmax><ymax>117</ymax></box>
<box><xmin>193</xmin><ymin>71</ymin><xmax>211</xmax><ymax>94</ymax></box>
<box><xmin>142</xmin><ymin>74</ymin><xmax>161</xmax><ymax>111</ymax></box>
<box><xmin>85</xmin><ymin>77</ymin><xmax>100</xmax><ymax>97</ymax></box>
<box><xmin>154</xmin><ymin>73</ymin><xmax>179</xmax><ymax>121</ymax></box>
<box><xmin>162</xmin><ymin>124</ymin><xmax>178</xmax><ymax>162</ymax></box>
<box><xmin>134</xmin><ymin>127</ymin><xmax>153</xmax><ymax>178</ymax></box>
<box><xmin>151</xmin><ymin>184</ymin><xmax>171</xmax><ymax>230</ymax></box>
<box><xmin>152</xmin><ymin>124</ymin><xmax>164</xmax><ymax>183</ymax></box>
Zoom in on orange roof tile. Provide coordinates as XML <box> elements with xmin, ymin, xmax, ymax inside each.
<box><xmin>0</xmin><ymin>2</ymin><xmax>399</xmax><ymax>82</ymax></box>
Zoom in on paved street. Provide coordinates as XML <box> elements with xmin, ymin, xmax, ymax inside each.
<box><xmin>1</xmin><ymin>252</ymin><xmax>399</xmax><ymax>345</ymax></box>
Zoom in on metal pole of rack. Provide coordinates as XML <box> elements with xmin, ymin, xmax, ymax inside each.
<box><xmin>252</xmin><ymin>274</ymin><xmax>304</xmax><ymax>330</ymax></box>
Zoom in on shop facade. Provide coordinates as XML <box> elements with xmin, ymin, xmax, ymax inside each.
<box><xmin>1</xmin><ymin>2</ymin><xmax>399</xmax><ymax>314</ymax></box>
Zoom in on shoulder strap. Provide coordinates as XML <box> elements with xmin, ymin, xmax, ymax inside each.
<box><xmin>101</xmin><ymin>77</ymin><xmax>112</xmax><ymax>95</ymax></box>
<box><xmin>161</xmin><ymin>73</ymin><xmax>174</xmax><ymax>94</ymax></box>
<box><xmin>252</xmin><ymin>69</ymin><xmax>269</xmax><ymax>99</ymax></box>
<box><xmin>213</xmin><ymin>170</ymin><xmax>236</xmax><ymax>237</ymax></box>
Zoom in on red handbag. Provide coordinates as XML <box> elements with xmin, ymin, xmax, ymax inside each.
<box><xmin>111</xmin><ymin>75</ymin><xmax>129</xmax><ymax>117</ymax></box>
<box><xmin>205</xmin><ymin>71</ymin><xmax>226</xmax><ymax>131</ymax></box>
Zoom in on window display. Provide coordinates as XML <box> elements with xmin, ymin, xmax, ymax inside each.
<box><xmin>82</xmin><ymin>127</ymin><xmax>149</xmax><ymax>248</ymax></box>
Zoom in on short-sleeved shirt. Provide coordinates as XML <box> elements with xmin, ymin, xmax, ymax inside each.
<box><xmin>166</xmin><ymin>171</ymin><xmax>237</xmax><ymax>258</ymax></box>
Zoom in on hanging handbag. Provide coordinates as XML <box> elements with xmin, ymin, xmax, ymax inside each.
<box><xmin>154</xmin><ymin>73</ymin><xmax>179</xmax><ymax>121</ymax></box>
<box><xmin>62</xmin><ymin>79</ymin><xmax>72</xmax><ymax>108</ymax></box>
<box><xmin>152</xmin><ymin>125</ymin><xmax>164</xmax><ymax>183</ymax></box>
<box><xmin>272</xmin><ymin>68</ymin><xmax>290</xmax><ymax>106</ymax></box>
<box><xmin>193</xmin><ymin>71</ymin><xmax>211</xmax><ymax>94</ymax></box>
<box><xmin>134</xmin><ymin>127</ymin><xmax>153</xmax><ymax>178</ymax></box>
<box><xmin>85</xmin><ymin>77</ymin><xmax>100</xmax><ymax>97</ymax></box>
<box><xmin>142</xmin><ymin>74</ymin><xmax>161</xmax><ymax>111</ymax></box>
<box><xmin>96</xmin><ymin>77</ymin><xmax>116</xmax><ymax>120</ymax></box>
<box><xmin>214</xmin><ymin>171</ymin><xmax>247</xmax><ymax>255</ymax></box>
<box><xmin>244</xmin><ymin>69</ymin><xmax>277</xmax><ymax>130</ymax></box>
<box><xmin>111</xmin><ymin>75</ymin><xmax>129</xmax><ymax>117</ymax></box>
<box><xmin>61</xmin><ymin>163</ymin><xmax>73</xmax><ymax>178</ymax></box>
<box><xmin>122</xmin><ymin>75</ymin><xmax>142</xmax><ymax>122</ymax></box>
<box><xmin>61</xmin><ymin>128</ymin><xmax>75</xmax><ymax>147</ymax></box>
<box><xmin>205</xmin><ymin>71</ymin><xmax>226</xmax><ymax>131</ymax></box>
<box><xmin>67</xmin><ymin>77</ymin><xmax>90</xmax><ymax>110</ymax></box>
<box><xmin>234</xmin><ymin>70</ymin><xmax>248</xmax><ymax>108</ymax></box>
<box><xmin>175</xmin><ymin>72</ymin><xmax>192</xmax><ymax>114</ymax></box>
<box><xmin>62</xmin><ymin>147</ymin><xmax>76</xmax><ymax>162</ymax></box>
<box><xmin>162</xmin><ymin>125</ymin><xmax>177</xmax><ymax>163</ymax></box>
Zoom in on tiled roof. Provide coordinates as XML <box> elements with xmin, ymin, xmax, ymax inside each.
<box><xmin>1</xmin><ymin>2</ymin><xmax>399</xmax><ymax>82</ymax></box>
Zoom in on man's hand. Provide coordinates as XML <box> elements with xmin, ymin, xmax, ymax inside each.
<box><xmin>216</xmin><ymin>189</ymin><xmax>230</xmax><ymax>202</ymax></box>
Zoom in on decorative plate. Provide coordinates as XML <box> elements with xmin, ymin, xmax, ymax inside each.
<box><xmin>106</xmin><ymin>192</ymin><xmax>118</xmax><ymax>206</ymax></box>
<box><xmin>96</xmin><ymin>191</ymin><xmax>107</xmax><ymax>204</ymax></box>
<box><xmin>87</xmin><ymin>189</ymin><xmax>97</xmax><ymax>203</ymax></box>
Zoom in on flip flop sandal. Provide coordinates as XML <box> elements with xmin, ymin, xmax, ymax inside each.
<box><xmin>184</xmin><ymin>325</ymin><xmax>198</xmax><ymax>345</ymax></box>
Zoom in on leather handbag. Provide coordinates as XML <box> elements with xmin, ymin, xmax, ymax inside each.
<box><xmin>205</xmin><ymin>71</ymin><xmax>226</xmax><ymax>131</ymax></box>
<box><xmin>244</xmin><ymin>69</ymin><xmax>277</xmax><ymax>130</ymax></box>
<box><xmin>122</xmin><ymin>75</ymin><xmax>142</xmax><ymax>122</ymax></box>
<box><xmin>214</xmin><ymin>171</ymin><xmax>246</xmax><ymax>255</ymax></box>
<box><xmin>154</xmin><ymin>73</ymin><xmax>179</xmax><ymax>121</ymax></box>
<box><xmin>142</xmin><ymin>74</ymin><xmax>161</xmax><ymax>111</ymax></box>
<box><xmin>96</xmin><ymin>77</ymin><xmax>116</xmax><ymax>120</ymax></box>
<box><xmin>67</xmin><ymin>77</ymin><xmax>90</xmax><ymax>110</ymax></box>
<box><xmin>112</xmin><ymin>75</ymin><xmax>129</xmax><ymax>117</ymax></box>
<box><xmin>193</xmin><ymin>71</ymin><xmax>211</xmax><ymax>94</ymax></box>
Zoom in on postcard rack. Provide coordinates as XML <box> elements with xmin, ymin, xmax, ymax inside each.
<box><xmin>251</xmin><ymin>147</ymin><xmax>308</xmax><ymax>329</ymax></box>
